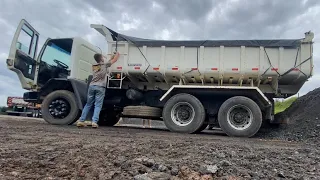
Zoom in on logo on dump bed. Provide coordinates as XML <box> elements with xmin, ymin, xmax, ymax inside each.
<box><xmin>128</xmin><ymin>63</ymin><xmax>142</xmax><ymax>66</ymax></box>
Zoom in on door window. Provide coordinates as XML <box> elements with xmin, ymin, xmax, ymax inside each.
<box><xmin>16</xmin><ymin>24</ymin><xmax>37</xmax><ymax>59</ymax></box>
<box><xmin>13</xmin><ymin>23</ymin><xmax>39</xmax><ymax>80</ymax></box>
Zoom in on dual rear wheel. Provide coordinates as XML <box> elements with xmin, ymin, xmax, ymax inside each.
<box><xmin>162</xmin><ymin>93</ymin><xmax>262</xmax><ymax>137</ymax></box>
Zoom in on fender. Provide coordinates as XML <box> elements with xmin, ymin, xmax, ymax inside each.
<box><xmin>69</xmin><ymin>78</ymin><xmax>87</xmax><ymax>110</ymax></box>
<box><xmin>160</xmin><ymin>85</ymin><xmax>271</xmax><ymax>105</ymax></box>
<box><xmin>40</xmin><ymin>78</ymin><xmax>87</xmax><ymax>110</ymax></box>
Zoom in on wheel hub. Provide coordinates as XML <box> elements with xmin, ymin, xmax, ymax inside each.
<box><xmin>177</xmin><ymin>108</ymin><xmax>191</xmax><ymax>120</ymax></box>
<box><xmin>49</xmin><ymin>99</ymin><xmax>70</xmax><ymax>119</ymax></box>
<box><xmin>171</xmin><ymin>102</ymin><xmax>195</xmax><ymax>126</ymax></box>
<box><xmin>227</xmin><ymin>105</ymin><xmax>253</xmax><ymax>130</ymax></box>
<box><xmin>234</xmin><ymin>111</ymin><xmax>247</xmax><ymax>123</ymax></box>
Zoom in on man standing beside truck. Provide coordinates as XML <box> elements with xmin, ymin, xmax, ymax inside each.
<box><xmin>77</xmin><ymin>52</ymin><xmax>120</xmax><ymax>128</ymax></box>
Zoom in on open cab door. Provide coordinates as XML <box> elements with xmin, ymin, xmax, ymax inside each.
<box><xmin>7</xmin><ymin>19</ymin><xmax>39</xmax><ymax>90</ymax></box>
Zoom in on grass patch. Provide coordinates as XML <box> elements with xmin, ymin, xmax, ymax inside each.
<box><xmin>274</xmin><ymin>96</ymin><xmax>297</xmax><ymax>114</ymax></box>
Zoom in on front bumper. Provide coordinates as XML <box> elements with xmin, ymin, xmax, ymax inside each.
<box><xmin>23</xmin><ymin>91</ymin><xmax>40</xmax><ymax>103</ymax></box>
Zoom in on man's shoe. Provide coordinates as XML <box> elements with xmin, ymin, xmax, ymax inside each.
<box><xmin>84</xmin><ymin>121</ymin><xmax>92</xmax><ymax>126</ymax></box>
<box><xmin>92</xmin><ymin>122</ymin><xmax>99</xmax><ymax>128</ymax></box>
<box><xmin>76</xmin><ymin>121</ymin><xmax>87</xmax><ymax>127</ymax></box>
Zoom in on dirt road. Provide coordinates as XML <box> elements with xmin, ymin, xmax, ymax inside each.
<box><xmin>0</xmin><ymin>115</ymin><xmax>319</xmax><ymax>180</ymax></box>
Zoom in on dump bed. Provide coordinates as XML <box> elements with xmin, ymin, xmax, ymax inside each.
<box><xmin>92</xmin><ymin>25</ymin><xmax>314</xmax><ymax>96</ymax></box>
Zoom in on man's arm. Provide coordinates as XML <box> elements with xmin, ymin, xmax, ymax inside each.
<box><xmin>102</xmin><ymin>52</ymin><xmax>120</xmax><ymax>68</ymax></box>
<box><xmin>109</xmin><ymin>52</ymin><xmax>120</xmax><ymax>65</ymax></box>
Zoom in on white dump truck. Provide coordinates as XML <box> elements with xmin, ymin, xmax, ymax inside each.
<box><xmin>6</xmin><ymin>19</ymin><xmax>314</xmax><ymax>137</ymax></box>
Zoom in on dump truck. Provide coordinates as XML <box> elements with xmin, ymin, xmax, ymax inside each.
<box><xmin>6</xmin><ymin>19</ymin><xmax>314</xmax><ymax>137</ymax></box>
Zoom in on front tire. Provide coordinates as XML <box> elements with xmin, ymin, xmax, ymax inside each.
<box><xmin>163</xmin><ymin>93</ymin><xmax>206</xmax><ymax>133</ymax></box>
<box><xmin>42</xmin><ymin>90</ymin><xmax>80</xmax><ymax>125</ymax></box>
<box><xmin>218</xmin><ymin>96</ymin><xmax>262</xmax><ymax>137</ymax></box>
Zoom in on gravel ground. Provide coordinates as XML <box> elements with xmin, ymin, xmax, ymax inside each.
<box><xmin>0</xmin><ymin>116</ymin><xmax>319</xmax><ymax>180</ymax></box>
<box><xmin>257</xmin><ymin>88</ymin><xmax>320</xmax><ymax>143</ymax></box>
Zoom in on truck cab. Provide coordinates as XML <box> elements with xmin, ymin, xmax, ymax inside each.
<box><xmin>7</xmin><ymin>19</ymin><xmax>100</xmax><ymax>91</ymax></box>
<box><xmin>6</xmin><ymin>19</ymin><xmax>115</xmax><ymax>125</ymax></box>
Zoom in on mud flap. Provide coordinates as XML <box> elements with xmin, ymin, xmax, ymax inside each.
<box><xmin>69</xmin><ymin>78</ymin><xmax>87</xmax><ymax>110</ymax></box>
<box><xmin>270</xmin><ymin>112</ymin><xmax>289</xmax><ymax>124</ymax></box>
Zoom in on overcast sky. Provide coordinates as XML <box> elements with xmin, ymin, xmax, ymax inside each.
<box><xmin>0</xmin><ymin>0</ymin><xmax>320</xmax><ymax>106</ymax></box>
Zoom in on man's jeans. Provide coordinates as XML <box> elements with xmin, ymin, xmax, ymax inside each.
<box><xmin>79</xmin><ymin>85</ymin><xmax>105</xmax><ymax>123</ymax></box>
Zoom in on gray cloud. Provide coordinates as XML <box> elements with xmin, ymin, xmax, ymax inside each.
<box><xmin>0</xmin><ymin>0</ymin><xmax>320</xmax><ymax>106</ymax></box>
<box><xmin>156</xmin><ymin>0</ymin><xmax>215</xmax><ymax>21</ymax></box>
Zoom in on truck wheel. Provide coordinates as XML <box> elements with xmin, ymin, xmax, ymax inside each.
<box><xmin>218</xmin><ymin>96</ymin><xmax>262</xmax><ymax>137</ymax></box>
<box><xmin>98</xmin><ymin>110</ymin><xmax>120</xmax><ymax>126</ymax></box>
<box><xmin>195</xmin><ymin>123</ymin><xmax>208</xmax><ymax>133</ymax></box>
<box><xmin>163</xmin><ymin>93</ymin><xmax>206</xmax><ymax>133</ymax></box>
<box><xmin>42</xmin><ymin>90</ymin><xmax>80</xmax><ymax>125</ymax></box>
<box><xmin>194</xmin><ymin>115</ymin><xmax>209</xmax><ymax>133</ymax></box>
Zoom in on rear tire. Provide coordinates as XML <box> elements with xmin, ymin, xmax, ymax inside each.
<box><xmin>218</xmin><ymin>96</ymin><xmax>262</xmax><ymax>137</ymax></box>
<box><xmin>194</xmin><ymin>115</ymin><xmax>209</xmax><ymax>133</ymax></box>
<box><xmin>195</xmin><ymin>123</ymin><xmax>208</xmax><ymax>133</ymax></box>
<box><xmin>42</xmin><ymin>90</ymin><xmax>80</xmax><ymax>125</ymax></box>
<box><xmin>162</xmin><ymin>93</ymin><xmax>206</xmax><ymax>133</ymax></box>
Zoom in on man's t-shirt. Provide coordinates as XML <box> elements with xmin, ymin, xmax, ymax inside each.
<box><xmin>90</xmin><ymin>61</ymin><xmax>111</xmax><ymax>88</ymax></box>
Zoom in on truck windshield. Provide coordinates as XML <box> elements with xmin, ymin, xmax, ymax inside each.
<box><xmin>38</xmin><ymin>38</ymin><xmax>73</xmax><ymax>86</ymax></box>
<box><xmin>41</xmin><ymin>39</ymin><xmax>72</xmax><ymax>69</ymax></box>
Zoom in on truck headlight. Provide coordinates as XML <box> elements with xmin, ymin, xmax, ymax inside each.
<box><xmin>6</xmin><ymin>59</ymin><xmax>13</xmax><ymax>66</ymax></box>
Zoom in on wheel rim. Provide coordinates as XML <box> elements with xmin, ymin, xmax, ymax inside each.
<box><xmin>227</xmin><ymin>105</ymin><xmax>253</xmax><ymax>130</ymax></box>
<box><xmin>171</xmin><ymin>102</ymin><xmax>195</xmax><ymax>126</ymax></box>
<box><xmin>48</xmin><ymin>98</ymin><xmax>71</xmax><ymax>119</ymax></box>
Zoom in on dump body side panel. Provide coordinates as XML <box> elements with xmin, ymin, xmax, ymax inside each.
<box><xmin>106</xmin><ymin>40</ymin><xmax>313</xmax><ymax>96</ymax></box>
<box><xmin>90</xmin><ymin>25</ymin><xmax>313</xmax><ymax>97</ymax></box>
